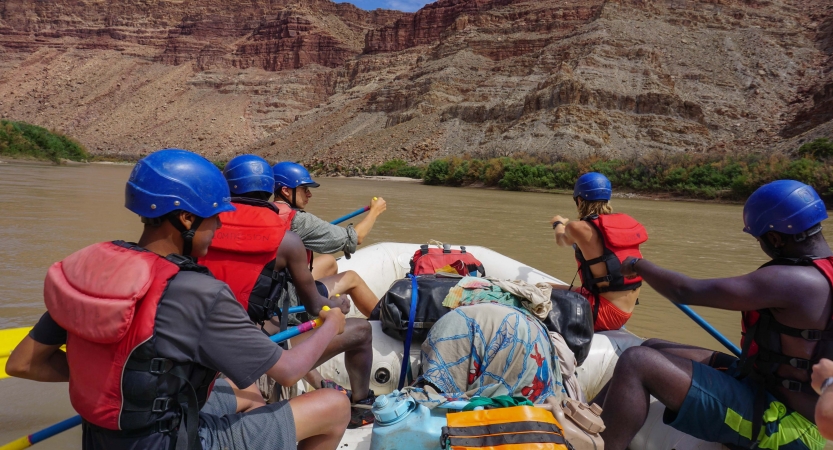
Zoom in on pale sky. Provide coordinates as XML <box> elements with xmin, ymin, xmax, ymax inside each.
<box><xmin>340</xmin><ymin>0</ymin><xmax>435</xmax><ymax>13</ymax></box>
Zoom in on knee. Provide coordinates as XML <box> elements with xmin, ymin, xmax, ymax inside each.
<box><xmin>322</xmin><ymin>389</ymin><xmax>351</xmax><ymax>428</ymax></box>
<box><xmin>346</xmin><ymin>319</ymin><xmax>372</xmax><ymax>348</ymax></box>
<box><xmin>642</xmin><ymin>338</ymin><xmax>668</xmax><ymax>349</ymax></box>
<box><xmin>615</xmin><ymin>346</ymin><xmax>657</xmax><ymax>375</ymax></box>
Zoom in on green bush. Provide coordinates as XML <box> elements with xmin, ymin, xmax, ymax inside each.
<box><xmin>798</xmin><ymin>138</ymin><xmax>833</xmax><ymax>159</ymax></box>
<box><xmin>0</xmin><ymin>120</ymin><xmax>89</xmax><ymax>163</ymax></box>
<box><xmin>416</xmin><ymin>150</ymin><xmax>833</xmax><ymax>201</ymax></box>
<box><xmin>424</xmin><ymin>160</ymin><xmax>450</xmax><ymax>185</ymax></box>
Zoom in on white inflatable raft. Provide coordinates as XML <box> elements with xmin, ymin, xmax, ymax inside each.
<box><xmin>315</xmin><ymin>242</ymin><xmax>724</xmax><ymax>450</ymax></box>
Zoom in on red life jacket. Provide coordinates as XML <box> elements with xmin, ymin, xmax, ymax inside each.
<box><xmin>410</xmin><ymin>244</ymin><xmax>485</xmax><ymax>276</ymax></box>
<box><xmin>274</xmin><ymin>201</ymin><xmax>314</xmax><ymax>268</ymax></box>
<box><xmin>44</xmin><ymin>241</ymin><xmax>216</xmax><ymax>447</ymax></box>
<box><xmin>574</xmin><ymin>213</ymin><xmax>647</xmax><ymax>294</ymax></box>
<box><xmin>738</xmin><ymin>256</ymin><xmax>833</xmax><ymax>395</ymax></box>
<box><xmin>200</xmin><ymin>199</ymin><xmax>291</xmax><ymax>324</ymax></box>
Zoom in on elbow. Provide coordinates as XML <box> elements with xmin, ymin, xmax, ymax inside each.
<box><xmin>272</xmin><ymin>370</ymin><xmax>303</xmax><ymax>387</ymax></box>
<box><xmin>5</xmin><ymin>355</ymin><xmax>31</xmax><ymax>379</ymax></box>
<box><xmin>355</xmin><ymin>235</ymin><xmax>364</xmax><ymax>245</ymax></box>
<box><xmin>669</xmin><ymin>283</ymin><xmax>695</xmax><ymax>304</ymax></box>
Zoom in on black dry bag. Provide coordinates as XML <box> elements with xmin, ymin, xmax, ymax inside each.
<box><xmin>541</xmin><ymin>289</ymin><xmax>594</xmax><ymax>366</ymax></box>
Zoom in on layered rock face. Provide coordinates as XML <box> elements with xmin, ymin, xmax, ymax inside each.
<box><xmin>0</xmin><ymin>0</ymin><xmax>830</xmax><ymax>164</ymax></box>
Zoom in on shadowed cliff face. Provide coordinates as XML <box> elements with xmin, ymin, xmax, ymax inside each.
<box><xmin>0</xmin><ymin>0</ymin><xmax>830</xmax><ymax>165</ymax></box>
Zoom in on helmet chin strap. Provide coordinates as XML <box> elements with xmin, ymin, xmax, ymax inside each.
<box><xmin>276</xmin><ymin>188</ymin><xmax>297</xmax><ymax>208</ymax></box>
<box><xmin>167</xmin><ymin>214</ymin><xmax>204</xmax><ymax>257</ymax></box>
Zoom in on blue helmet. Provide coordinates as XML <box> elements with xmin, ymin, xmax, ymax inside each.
<box><xmin>573</xmin><ymin>172</ymin><xmax>612</xmax><ymax>201</ymax></box>
<box><xmin>743</xmin><ymin>180</ymin><xmax>828</xmax><ymax>237</ymax></box>
<box><xmin>273</xmin><ymin>162</ymin><xmax>320</xmax><ymax>189</ymax></box>
<box><xmin>125</xmin><ymin>149</ymin><xmax>235</xmax><ymax>219</ymax></box>
<box><xmin>224</xmin><ymin>154</ymin><xmax>275</xmax><ymax>195</ymax></box>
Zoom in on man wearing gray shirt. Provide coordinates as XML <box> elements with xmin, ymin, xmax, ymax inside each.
<box><xmin>272</xmin><ymin>162</ymin><xmax>387</xmax><ymax>279</ymax></box>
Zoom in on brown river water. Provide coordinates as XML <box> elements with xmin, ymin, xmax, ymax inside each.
<box><xmin>0</xmin><ymin>162</ymin><xmax>825</xmax><ymax>447</ymax></box>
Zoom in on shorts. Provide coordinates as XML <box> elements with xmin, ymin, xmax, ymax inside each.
<box><xmin>199</xmin><ymin>378</ymin><xmax>297</xmax><ymax>450</ymax></box>
<box><xmin>576</xmin><ymin>288</ymin><xmax>632</xmax><ymax>332</ymax></box>
<box><xmin>285</xmin><ymin>280</ymin><xmax>329</xmax><ymax>325</ymax></box>
<box><xmin>664</xmin><ymin>361</ymin><xmax>824</xmax><ymax>450</ymax></box>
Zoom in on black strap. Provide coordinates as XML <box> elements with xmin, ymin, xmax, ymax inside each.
<box><xmin>446</xmin><ymin>432</ymin><xmax>567</xmax><ymax>448</ymax></box>
<box><xmin>167</xmin><ymin>366</ymin><xmax>200</xmax><ymax>450</ymax></box>
<box><xmin>444</xmin><ymin>421</ymin><xmax>563</xmax><ymax>436</ymax></box>
<box><xmin>167</xmin><ymin>215</ymin><xmax>203</xmax><ymax>257</ymax></box>
<box><xmin>398</xmin><ymin>274</ymin><xmax>419</xmax><ymax>390</ymax></box>
<box><xmin>231</xmin><ymin>197</ymin><xmax>281</xmax><ymax>215</ymax></box>
<box><xmin>750</xmin><ymin>380</ymin><xmax>766</xmax><ymax>448</ymax></box>
<box><xmin>753</xmin><ymin>348</ymin><xmax>812</xmax><ymax>370</ymax></box>
<box><xmin>592</xmin><ymin>291</ymin><xmax>601</xmax><ymax>324</ymax></box>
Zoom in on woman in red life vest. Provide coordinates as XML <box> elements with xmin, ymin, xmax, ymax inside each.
<box><xmin>6</xmin><ymin>149</ymin><xmax>350</xmax><ymax>450</ymax></box>
<box><xmin>551</xmin><ymin>172</ymin><xmax>647</xmax><ymax>331</ymax></box>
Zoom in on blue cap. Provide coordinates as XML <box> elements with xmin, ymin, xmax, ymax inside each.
<box><xmin>125</xmin><ymin>149</ymin><xmax>235</xmax><ymax>219</ymax></box>
<box><xmin>273</xmin><ymin>162</ymin><xmax>320</xmax><ymax>189</ymax></box>
<box><xmin>573</xmin><ymin>172</ymin><xmax>612</xmax><ymax>201</ymax></box>
<box><xmin>224</xmin><ymin>154</ymin><xmax>275</xmax><ymax>195</ymax></box>
<box><xmin>743</xmin><ymin>180</ymin><xmax>828</xmax><ymax>237</ymax></box>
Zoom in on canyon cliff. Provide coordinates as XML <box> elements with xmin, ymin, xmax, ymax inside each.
<box><xmin>0</xmin><ymin>0</ymin><xmax>830</xmax><ymax>166</ymax></box>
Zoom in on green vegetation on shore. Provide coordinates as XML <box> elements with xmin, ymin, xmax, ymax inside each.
<box><xmin>365</xmin><ymin>138</ymin><xmax>833</xmax><ymax>201</ymax></box>
<box><xmin>0</xmin><ymin>120</ymin><xmax>90</xmax><ymax>163</ymax></box>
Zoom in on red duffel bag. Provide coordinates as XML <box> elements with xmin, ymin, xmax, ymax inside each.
<box><xmin>409</xmin><ymin>244</ymin><xmax>485</xmax><ymax>276</ymax></box>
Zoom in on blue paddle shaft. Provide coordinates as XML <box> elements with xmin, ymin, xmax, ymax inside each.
<box><xmin>674</xmin><ymin>303</ymin><xmax>741</xmax><ymax>357</ymax></box>
<box><xmin>29</xmin><ymin>415</ymin><xmax>82</xmax><ymax>445</ymax></box>
<box><xmin>330</xmin><ymin>206</ymin><xmax>369</xmax><ymax>225</ymax></box>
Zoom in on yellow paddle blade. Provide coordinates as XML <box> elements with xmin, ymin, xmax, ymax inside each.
<box><xmin>0</xmin><ymin>327</ymin><xmax>33</xmax><ymax>380</ymax></box>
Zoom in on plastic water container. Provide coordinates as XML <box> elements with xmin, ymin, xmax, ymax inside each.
<box><xmin>369</xmin><ymin>390</ymin><xmax>448</xmax><ymax>450</ymax></box>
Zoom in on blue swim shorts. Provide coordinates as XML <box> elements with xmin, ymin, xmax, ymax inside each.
<box><xmin>663</xmin><ymin>361</ymin><xmax>824</xmax><ymax>450</ymax></box>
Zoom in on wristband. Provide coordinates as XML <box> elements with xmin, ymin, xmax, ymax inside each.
<box><xmin>630</xmin><ymin>258</ymin><xmax>641</xmax><ymax>272</ymax></box>
<box><xmin>822</xmin><ymin>377</ymin><xmax>833</xmax><ymax>394</ymax></box>
<box><xmin>552</xmin><ymin>221</ymin><xmax>565</xmax><ymax>229</ymax></box>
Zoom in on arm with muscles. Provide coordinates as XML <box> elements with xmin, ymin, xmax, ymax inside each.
<box><xmin>620</xmin><ymin>256</ymin><xmax>818</xmax><ymax>311</ymax></box>
<box><xmin>551</xmin><ymin>215</ymin><xmax>592</xmax><ymax>248</ymax></box>
<box><xmin>812</xmin><ymin>359</ymin><xmax>833</xmax><ymax>439</ymax></box>
<box><xmin>6</xmin><ymin>312</ymin><xmax>69</xmax><ymax>382</ymax></box>
<box><xmin>265</xmin><ymin>307</ymin><xmax>345</xmax><ymax>386</ymax></box>
<box><xmin>279</xmin><ymin>231</ymin><xmax>351</xmax><ymax>315</ymax></box>
<box><xmin>352</xmin><ymin>197</ymin><xmax>386</xmax><ymax>245</ymax></box>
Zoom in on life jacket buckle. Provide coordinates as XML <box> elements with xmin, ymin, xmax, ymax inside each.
<box><xmin>781</xmin><ymin>379</ymin><xmax>803</xmax><ymax>392</ymax></box>
<box><xmin>149</xmin><ymin>358</ymin><xmax>174</xmax><ymax>375</ymax></box>
<box><xmin>155</xmin><ymin>417</ymin><xmax>178</xmax><ymax>433</ymax></box>
<box><xmin>800</xmin><ymin>329</ymin><xmax>821</xmax><ymax>341</ymax></box>
<box><xmin>789</xmin><ymin>358</ymin><xmax>810</xmax><ymax>370</ymax></box>
<box><xmin>152</xmin><ymin>397</ymin><xmax>174</xmax><ymax>413</ymax></box>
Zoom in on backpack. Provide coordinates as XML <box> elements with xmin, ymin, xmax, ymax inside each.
<box><xmin>375</xmin><ymin>274</ymin><xmax>458</xmax><ymax>342</ymax></box>
<box><xmin>540</xmin><ymin>289</ymin><xmax>594</xmax><ymax>366</ymax></box>
<box><xmin>410</xmin><ymin>244</ymin><xmax>485</xmax><ymax>276</ymax></box>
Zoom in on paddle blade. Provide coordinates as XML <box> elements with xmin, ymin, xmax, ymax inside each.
<box><xmin>0</xmin><ymin>327</ymin><xmax>33</xmax><ymax>380</ymax></box>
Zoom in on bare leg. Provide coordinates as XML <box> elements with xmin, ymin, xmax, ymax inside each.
<box><xmin>320</xmin><ymin>271</ymin><xmax>379</xmax><ymax>317</ymax></box>
<box><xmin>599</xmin><ymin>346</ymin><xmax>695</xmax><ymax>450</ymax></box>
<box><xmin>641</xmin><ymin>338</ymin><xmax>716</xmax><ymax>364</ymax></box>
<box><xmin>291</xmin><ymin>318</ymin><xmax>373</xmax><ymax>402</ymax></box>
<box><xmin>303</xmin><ymin>370</ymin><xmax>325</xmax><ymax>389</ymax></box>
<box><xmin>224</xmin><ymin>379</ymin><xmax>267</xmax><ymax>413</ymax></box>
<box><xmin>311</xmin><ymin>254</ymin><xmax>338</xmax><ymax>280</ymax></box>
<box><xmin>290</xmin><ymin>389</ymin><xmax>351</xmax><ymax>450</ymax></box>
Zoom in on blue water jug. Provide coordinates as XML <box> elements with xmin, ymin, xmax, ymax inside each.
<box><xmin>369</xmin><ymin>390</ymin><xmax>448</xmax><ymax>450</ymax></box>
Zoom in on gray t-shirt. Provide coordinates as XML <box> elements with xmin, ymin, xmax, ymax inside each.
<box><xmin>290</xmin><ymin>209</ymin><xmax>358</xmax><ymax>256</ymax></box>
<box><xmin>31</xmin><ymin>271</ymin><xmax>282</xmax><ymax>389</ymax></box>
